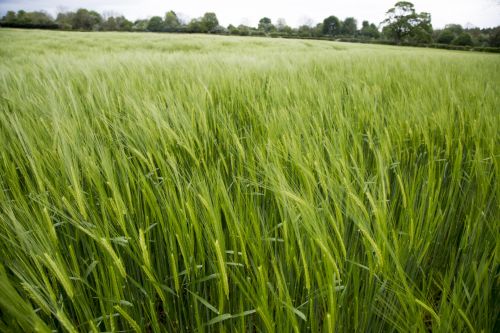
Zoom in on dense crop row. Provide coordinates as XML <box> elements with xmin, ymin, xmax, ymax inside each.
<box><xmin>0</xmin><ymin>29</ymin><xmax>499</xmax><ymax>332</ymax></box>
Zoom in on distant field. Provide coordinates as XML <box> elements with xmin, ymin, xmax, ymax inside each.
<box><xmin>0</xmin><ymin>29</ymin><xmax>499</xmax><ymax>332</ymax></box>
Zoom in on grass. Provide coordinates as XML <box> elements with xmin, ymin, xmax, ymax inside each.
<box><xmin>0</xmin><ymin>28</ymin><xmax>499</xmax><ymax>332</ymax></box>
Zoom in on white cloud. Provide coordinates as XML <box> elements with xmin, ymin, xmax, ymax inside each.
<box><xmin>0</xmin><ymin>0</ymin><xmax>499</xmax><ymax>28</ymax></box>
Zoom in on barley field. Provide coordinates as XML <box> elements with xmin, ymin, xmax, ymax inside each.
<box><xmin>0</xmin><ymin>29</ymin><xmax>499</xmax><ymax>332</ymax></box>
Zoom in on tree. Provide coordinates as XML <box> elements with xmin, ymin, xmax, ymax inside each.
<box><xmin>101</xmin><ymin>15</ymin><xmax>132</xmax><ymax>31</ymax></box>
<box><xmin>341</xmin><ymin>17</ymin><xmax>357</xmax><ymax>35</ymax></box>
<box><xmin>322</xmin><ymin>16</ymin><xmax>341</xmax><ymax>36</ymax></box>
<box><xmin>73</xmin><ymin>8</ymin><xmax>102</xmax><ymax>30</ymax></box>
<box><xmin>56</xmin><ymin>11</ymin><xmax>76</xmax><ymax>29</ymax></box>
<box><xmin>276</xmin><ymin>18</ymin><xmax>292</xmax><ymax>35</ymax></box>
<box><xmin>452</xmin><ymin>32</ymin><xmax>473</xmax><ymax>46</ymax></box>
<box><xmin>237</xmin><ymin>24</ymin><xmax>251</xmax><ymax>36</ymax></box>
<box><xmin>187</xmin><ymin>18</ymin><xmax>203</xmax><ymax>33</ymax></box>
<box><xmin>382</xmin><ymin>2</ymin><xmax>432</xmax><ymax>43</ymax></box>
<box><xmin>16</xmin><ymin>10</ymin><xmax>27</xmax><ymax>24</ymax></box>
<box><xmin>411</xmin><ymin>15</ymin><xmax>433</xmax><ymax>43</ymax></box>
<box><xmin>101</xmin><ymin>16</ymin><xmax>117</xmax><ymax>31</ymax></box>
<box><xmin>437</xmin><ymin>29</ymin><xmax>455</xmax><ymax>44</ymax></box>
<box><xmin>490</xmin><ymin>27</ymin><xmax>500</xmax><ymax>47</ymax></box>
<box><xmin>147</xmin><ymin>16</ymin><xmax>163</xmax><ymax>32</ymax></box>
<box><xmin>360</xmin><ymin>21</ymin><xmax>380</xmax><ymax>39</ymax></box>
<box><xmin>200</xmin><ymin>12</ymin><xmax>219</xmax><ymax>33</ymax></box>
<box><xmin>227</xmin><ymin>24</ymin><xmax>240</xmax><ymax>35</ymax></box>
<box><xmin>444</xmin><ymin>24</ymin><xmax>463</xmax><ymax>35</ymax></box>
<box><xmin>382</xmin><ymin>2</ymin><xmax>415</xmax><ymax>41</ymax></box>
<box><xmin>1</xmin><ymin>10</ymin><xmax>55</xmax><ymax>28</ymax></box>
<box><xmin>258</xmin><ymin>17</ymin><xmax>274</xmax><ymax>33</ymax></box>
<box><xmin>31</xmin><ymin>11</ymin><xmax>54</xmax><ymax>25</ymax></box>
<box><xmin>115</xmin><ymin>16</ymin><xmax>133</xmax><ymax>31</ymax></box>
<box><xmin>164</xmin><ymin>11</ymin><xmax>180</xmax><ymax>32</ymax></box>
<box><xmin>211</xmin><ymin>25</ymin><xmax>227</xmax><ymax>34</ymax></box>
<box><xmin>1</xmin><ymin>11</ymin><xmax>17</xmax><ymax>23</ymax></box>
<box><xmin>276</xmin><ymin>18</ymin><xmax>286</xmax><ymax>31</ymax></box>
<box><xmin>132</xmin><ymin>19</ymin><xmax>148</xmax><ymax>32</ymax></box>
<box><xmin>298</xmin><ymin>25</ymin><xmax>312</xmax><ymax>37</ymax></box>
<box><xmin>313</xmin><ymin>23</ymin><xmax>324</xmax><ymax>37</ymax></box>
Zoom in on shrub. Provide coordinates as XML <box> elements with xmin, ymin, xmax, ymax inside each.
<box><xmin>437</xmin><ymin>30</ymin><xmax>455</xmax><ymax>44</ymax></box>
<box><xmin>250</xmin><ymin>30</ymin><xmax>266</xmax><ymax>36</ymax></box>
<box><xmin>452</xmin><ymin>33</ymin><xmax>473</xmax><ymax>46</ymax></box>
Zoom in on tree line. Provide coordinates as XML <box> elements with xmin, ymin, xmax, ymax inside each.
<box><xmin>1</xmin><ymin>2</ymin><xmax>499</xmax><ymax>49</ymax></box>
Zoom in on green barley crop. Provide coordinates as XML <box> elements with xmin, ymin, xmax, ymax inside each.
<box><xmin>0</xmin><ymin>29</ymin><xmax>499</xmax><ymax>332</ymax></box>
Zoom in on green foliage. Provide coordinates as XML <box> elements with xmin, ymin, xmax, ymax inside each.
<box><xmin>101</xmin><ymin>16</ymin><xmax>133</xmax><ymax>31</ymax></box>
<box><xmin>297</xmin><ymin>25</ymin><xmax>313</xmax><ymax>37</ymax></box>
<box><xmin>3</xmin><ymin>6</ymin><xmax>500</xmax><ymax>49</ymax></box>
<box><xmin>185</xmin><ymin>13</ymin><xmax>219</xmax><ymax>33</ymax></box>
<box><xmin>201</xmin><ymin>12</ymin><xmax>219</xmax><ymax>33</ymax></box>
<box><xmin>72</xmin><ymin>8</ymin><xmax>102</xmax><ymax>30</ymax></box>
<box><xmin>55</xmin><ymin>11</ymin><xmax>75</xmax><ymax>29</ymax></box>
<box><xmin>473</xmin><ymin>46</ymin><xmax>500</xmax><ymax>53</ymax></box>
<box><xmin>258</xmin><ymin>17</ymin><xmax>275</xmax><ymax>33</ymax></box>
<box><xmin>2</xmin><ymin>10</ymin><xmax>16</xmax><ymax>22</ymax></box>
<box><xmin>382</xmin><ymin>0</ymin><xmax>416</xmax><ymax>41</ymax></box>
<box><xmin>147</xmin><ymin>16</ymin><xmax>164</xmax><ymax>32</ymax></box>
<box><xmin>382</xmin><ymin>2</ymin><xmax>433</xmax><ymax>43</ymax></box>
<box><xmin>211</xmin><ymin>25</ymin><xmax>227</xmax><ymax>35</ymax></box>
<box><xmin>435</xmin><ymin>25</ymin><xmax>465</xmax><ymax>45</ymax></box>
<box><xmin>444</xmin><ymin>23</ymin><xmax>463</xmax><ymax>35</ymax></box>
<box><xmin>341</xmin><ymin>17</ymin><xmax>357</xmax><ymax>35</ymax></box>
<box><xmin>186</xmin><ymin>18</ymin><xmax>203</xmax><ymax>33</ymax></box>
<box><xmin>359</xmin><ymin>21</ymin><xmax>380</xmax><ymax>39</ymax></box>
<box><xmin>0</xmin><ymin>10</ymin><xmax>57</xmax><ymax>29</ymax></box>
<box><xmin>101</xmin><ymin>16</ymin><xmax>117</xmax><ymax>31</ymax></box>
<box><xmin>17</xmin><ymin>10</ymin><xmax>53</xmax><ymax>25</ymax></box>
<box><xmin>489</xmin><ymin>27</ymin><xmax>500</xmax><ymax>47</ymax></box>
<box><xmin>322</xmin><ymin>15</ymin><xmax>341</xmax><ymax>36</ymax></box>
<box><xmin>0</xmin><ymin>29</ymin><xmax>498</xmax><ymax>332</ymax></box>
<box><xmin>276</xmin><ymin>18</ymin><xmax>292</xmax><ymax>35</ymax></box>
<box><xmin>164</xmin><ymin>11</ymin><xmax>181</xmax><ymax>32</ymax></box>
<box><xmin>251</xmin><ymin>30</ymin><xmax>266</xmax><ymax>36</ymax></box>
<box><xmin>132</xmin><ymin>19</ymin><xmax>148</xmax><ymax>32</ymax></box>
<box><xmin>410</xmin><ymin>21</ymin><xmax>432</xmax><ymax>43</ymax></box>
<box><xmin>227</xmin><ymin>24</ymin><xmax>240</xmax><ymax>35</ymax></box>
<box><xmin>437</xmin><ymin>29</ymin><xmax>455</xmax><ymax>44</ymax></box>
<box><xmin>237</xmin><ymin>25</ymin><xmax>251</xmax><ymax>36</ymax></box>
<box><xmin>452</xmin><ymin>32</ymin><xmax>474</xmax><ymax>46</ymax></box>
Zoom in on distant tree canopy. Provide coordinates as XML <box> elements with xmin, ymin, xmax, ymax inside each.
<box><xmin>201</xmin><ymin>12</ymin><xmax>219</xmax><ymax>33</ymax></box>
<box><xmin>490</xmin><ymin>27</ymin><xmax>500</xmax><ymax>47</ymax></box>
<box><xmin>322</xmin><ymin>15</ymin><xmax>341</xmax><ymax>36</ymax></box>
<box><xmin>1</xmin><ymin>4</ymin><xmax>500</xmax><ymax>49</ymax></box>
<box><xmin>100</xmin><ymin>16</ymin><xmax>132</xmax><ymax>31</ymax></box>
<box><xmin>0</xmin><ymin>10</ymin><xmax>57</xmax><ymax>29</ymax></box>
<box><xmin>72</xmin><ymin>9</ymin><xmax>102</xmax><ymax>30</ymax></box>
<box><xmin>132</xmin><ymin>19</ymin><xmax>148</xmax><ymax>32</ymax></box>
<box><xmin>147</xmin><ymin>16</ymin><xmax>163</xmax><ymax>32</ymax></box>
<box><xmin>381</xmin><ymin>2</ymin><xmax>432</xmax><ymax>43</ymax></box>
<box><xmin>54</xmin><ymin>9</ymin><xmax>130</xmax><ymax>31</ymax></box>
<box><xmin>437</xmin><ymin>29</ymin><xmax>455</xmax><ymax>44</ymax></box>
<box><xmin>452</xmin><ymin>32</ymin><xmax>473</xmax><ymax>46</ymax></box>
<box><xmin>164</xmin><ymin>11</ymin><xmax>181</xmax><ymax>32</ymax></box>
<box><xmin>55</xmin><ymin>12</ymin><xmax>75</xmax><ymax>30</ymax></box>
<box><xmin>185</xmin><ymin>12</ymin><xmax>220</xmax><ymax>33</ymax></box>
<box><xmin>435</xmin><ymin>24</ymin><xmax>466</xmax><ymax>45</ymax></box>
<box><xmin>360</xmin><ymin>21</ymin><xmax>380</xmax><ymax>38</ymax></box>
<box><xmin>258</xmin><ymin>17</ymin><xmax>275</xmax><ymax>33</ymax></box>
<box><xmin>341</xmin><ymin>17</ymin><xmax>357</xmax><ymax>35</ymax></box>
<box><xmin>445</xmin><ymin>24</ymin><xmax>464</xmax><ymax>35</ymax></box>
<box><xmin>276</xmin><ymin>18</ymin><xmax>292</xmax><ymax>34</ymax></box>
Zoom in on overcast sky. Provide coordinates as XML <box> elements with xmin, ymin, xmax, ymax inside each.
<box><xmin>0</xmin><ymin>0</ymin><xmax>499</xmax><ymax>29</ymax></box>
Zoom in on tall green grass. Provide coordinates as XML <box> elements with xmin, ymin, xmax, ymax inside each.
<box><xmin>0</xmin><ymin>29</ymin><xmax>499</xmax><ymax>332</ymax></box>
